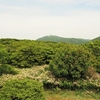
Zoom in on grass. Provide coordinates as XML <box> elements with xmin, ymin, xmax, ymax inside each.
<box><xmin>45</xmin><ymin>90</ymin><xmax>100</xmax><ymax>100</ymax></box>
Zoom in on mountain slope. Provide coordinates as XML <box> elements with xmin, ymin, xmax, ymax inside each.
<box><xmin>91</xmin><ymin>36</ymin><xmax>100</xmax><ymax>41</ymax></box>
<box><xmin>37</xmin><ymin>35</ymin><xmax>90</xmax><ymax>44</ymax></box>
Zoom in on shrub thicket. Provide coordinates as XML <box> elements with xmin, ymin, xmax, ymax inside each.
<box><xmin>0</xmin><ymin>79</ymin><xmax>45</xmax><ymax>100</ymax></box>
<box><xmin>85</xmin><ymin>41</ymin><xmax>100</xmax><ymax>73</ymax></box>
<box><xmin>9</xmin><ymin>46</ymin><xmax>54</xmax><ymax>68</ymax></box>
<box><xmin>0</xmin><ymin>46</ymin><xmax>17</xmax><ymax>75</ymax></box>
<box><xmin>49</xmin><ymin>46</ymin><xmax>96</xmax><ymax>80</ymax></box>
<box><xmin>0</xmin><ymin>38</ymin><xmax>99</xmax><ymax>73</ymax></box>
<box><xmin>0</xmin><ymin>64</ymin><xmax>17</xmax><ymax>75</ymax></box>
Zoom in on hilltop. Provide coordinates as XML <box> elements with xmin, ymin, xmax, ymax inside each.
<box><xmin>37</xmin><ymin>35</ymin><xmax>90</xmax><ymax>44</ymax></box>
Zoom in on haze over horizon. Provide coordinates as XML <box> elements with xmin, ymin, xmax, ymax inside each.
<box><xmin>0</xmin><ymin>0</ymin><xmax>100</xmax><ymax>40</ymax></box>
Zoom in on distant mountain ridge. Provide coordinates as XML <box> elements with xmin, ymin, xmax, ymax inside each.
<box><xmin>36</xmin><ymin>35</ymin><xmax>90</xmax><ymax>44</ymax></box>
<box><xmin>91</xmin><ymin>36</ymin><xmax>100</xmax><ymax>41</ymax></box>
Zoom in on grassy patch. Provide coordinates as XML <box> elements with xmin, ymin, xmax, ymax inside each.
<box><xmin>45</xmin><ymin>90</ymin><xmax>100</xmax><ymax>100</ymax></box>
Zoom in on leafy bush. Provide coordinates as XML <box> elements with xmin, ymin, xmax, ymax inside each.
<box><xmin>0</xmin><ymin>39</ymin><xmax>71</xmax><ymax>68</ymax></box>
<box><xmin>60</xmin><ymin>80</ymin><xmax>74</xmax><ymax>90</ymax></box>
<box><xmin>0</xmin><ymin>64</ymin><xmax>17</xmax><ymax>75</ymax></box>
<box><xmin>0</xmin><ymin>45</ymin><xmax>18</xmax><ymax>75</ymax></box>
<box><xmin>9</xmin><ymin>43</ymin><xmax>54</xmax><ymax>68</ymax></box>
<box><xmin>59</xmin><ymin>79</ymin><xmax>100</xmax><ymax>91</ymax></box>
<box><xmin>0</xmin><ymin>79</ymin><xmax>45</xmax><ymax>100</ymax></box>
<box><xmin>85</xmin><ymin>41</ymin><xmax>100</xmax><ymax>73</ymax></box>
<box><xmin>49</xmin><ymin>46</ymin><xmax>96</xmax><ymax>80</ymax></box>
<box><xmin>0</xmin><ymin>48</ymin><xmax>9</xmax><ymax>64</ymax></box>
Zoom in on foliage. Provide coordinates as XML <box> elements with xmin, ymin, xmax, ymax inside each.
<box><xmin>9</xmin><ymin>43</ymin><xmax>54</xmax><ymax>68</ymax></box>
<box><xmin>49</xmin><ymin>46</ymin><xmax>96</xmax><ymax>80</ymax></box>
<box><xmin>0</xmin><ymin>38</ymin><xmax>100</xmax><ymax>93</ymax></box>
<box><xmin>0</xmin><ymin>38</ymin><xmax>99</xmax><ymax>73</ymax></box>
<box><xmin>85</xmin><ymin>41</ymin><xmax>100</xmax><ymax>73</ymax></box>
<box><xmin>59</xmin><ymin>79</ymin><xmax>100</xmax><ymax>91</ymax></box>
<box><xmin>0</xmin><ymin>39</ymin><xmax>70</xmax><ymax>68</ymax></box>
<box><xmin>0</xmin><ymin>39</ymin><xmax>58</xmax><ymax>68</ymax></box>
<box><xmin>0</xmin><ymin>44</ymin><xmax>17</xmax><ymax>75</ymax></box>
<box><xmin>0</xmin><ymin>64</ymin><xmax>17</xmax><ymax>75</ymax></box>
<box><xmin>0</xmin><ymin>79</ymin><xmax>45</xmax><ymax>100</ymax></box>
<box><xmin>0</xmin><ymin>47</ymin><xmax>9</xmax><ymax>64</ymax></box>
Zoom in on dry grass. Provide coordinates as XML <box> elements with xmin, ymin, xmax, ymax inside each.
<box><xmin>0</xmin><ymin>65</ymin><xmax>56</xmax><ymax>85</ymax></box>
<box><xmin>86</xmin><ymin>67</ymin><xmax>100</xmax><ymax>79</ymax></box>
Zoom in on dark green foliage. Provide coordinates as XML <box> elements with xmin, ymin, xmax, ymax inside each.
<box><xmin>9</xmin><ymin>43</ymin><xmax>54</xmax><ymax>68</ymax></box>
<box><xmin>60</xmin><ymin>81</ymin><xmax>74</xmax><ymax>90</ymax></box>
<box><xmin>49</xmin><ymin>46</ymin><xmax>96</xmax><ymax>80</ymax></box>
<box><xmin>60</xmin><ymin>80</ymin><xmax>100</xmax><ymax>91</ymax></box>
<box><xmin>0</xmin><ymin>44</ymin><xmax>17</xmax><ymax>75</ymax></box>
<box><xmin>0</xmin><ymin>79</ymin><xmax>45</xmax><ymax>100</ymax></box>
<box><xmin>0</xmin><ymin>38</ymin><xmax>99</xmax><ymax>73</ymax></box>
<box><xmin>85</xmin><ymin>41</ymin><xmax>100</xmax><ymax>73</ymax></box>
<box><xmin>0</xmin><ymin>39</ymin><xmax>56</xmax><ymax>68</ymax></box>
<box><xmin>0</xmin><ymin>38</ymin><xmax>19</xmax><ymax>45</ymax></box>
<box><xmin>0</xmin><ymin>64</ymin><xmax>17</xmax><ymax>75</ymax></box>
<box><xmin>0</xmin><ymin>48</ymin><xmax>9</xmax><ymax>64</ymax></box>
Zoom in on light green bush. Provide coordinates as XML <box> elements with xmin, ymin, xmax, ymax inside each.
<box><xmin>0</xmin><ymin>79</ymin><xmax>45</xmax><ymax>100</ymax></box>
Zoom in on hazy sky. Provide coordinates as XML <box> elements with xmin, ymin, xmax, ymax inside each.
<box><xmin>0</xmin><ymin>0</ymin><xmax>100</xmax><ymax>40</ymax></box>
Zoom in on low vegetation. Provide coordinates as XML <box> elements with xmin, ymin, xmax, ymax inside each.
<box><xmin>49</xmin><ymin>46</ymin><xmax>95</xmax><ymax>80</ymax></box>
<box><xmin>0</xmin><ymin>65</ymin><xmax>100</xmax><ymax>100</ymax></box>
<box><xmin>0</xmin><ymin>64</ymin><xmax>17</xmax><ymax>75</ymax></box>
<box><xmin>45</xmin><ymin>90</ymin><xmax>100</xmax><ymax>100</ymax></box>
<box><xmin>0</xmin><ymin>79</ymin><xmax>45</xmax><ymax>100</ymax></box>
<box><xmin>0</xmin><ymin>38</ymin><xmax>100</xmax><ymax>99</ymax></box>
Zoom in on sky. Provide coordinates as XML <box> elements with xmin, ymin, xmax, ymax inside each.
<box><xmin>0</xmin><ymin>0</ymin><xmax>100</xmax><ymax>40</ymax></box>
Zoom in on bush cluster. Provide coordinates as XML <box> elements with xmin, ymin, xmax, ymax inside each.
<box><xmin>85</xmin><ymin>41</ymin><xmax>100</xmax><ymax>73</ymax></box>
<box><xmin>0</xmin><ymin>64</ymin><xmax>17</xmax><ymax>75</ymax></box>
<box><xmin>0</xmin><ymin>39</ymin><xmax>99</xmax><ymax>75</ymax></box>
<box><xmin>0</xmin><ymin>79</ymin><xmax>45</xmax><ymax>100</ymax></box>
<box><xmin>49</xmin><ymin>46</ymin><xmax>96</xmax><ymax>80</ymax></box>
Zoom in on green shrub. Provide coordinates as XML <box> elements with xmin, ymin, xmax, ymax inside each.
<box><xmin>49</xmin><ymin>46</ymin><xmax>96</xmax><ymax>80</ymax></box>
<box><xmin>59</xmin><ymin>79</ymin><xmax>100</xmax><ymax>91</ymax></box>
<box><xmin>0</xmin><ymin>64</ymin><xmax>17</xmax><ymax>75</ymax></box>
<box><xmin>85</xmin><ymin>41</ymin><xmax>100</xmax><ymax>73</ymax></box>
<box><xmin>60</xmin><ymin>81</ymin><xmax>74</xmax><ymax>90</ymax></box>
<box><xmin>0</xmin><ymin>79</ymin><xmax>45</xmax><ymax>100</ymax></box>
<box><xmin>9</xmin><ymin>44</ymin><xmax>54</xmax><ymax>68</ymax></box>
<box><xmin>0</xmin><ymin>48</ymin><xmax>9</xmax><ymax>64</ymax></box>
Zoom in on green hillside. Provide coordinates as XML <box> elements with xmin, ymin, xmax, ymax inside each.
<box><xmin>91</xmin><ymin>36</ymin><xmax>100</xmax><ymax>41</ymax></box>
<box><xmin>37</xmin><ymin>35</ymin><xmax>90</xmax><ymax>44</ymax></box>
